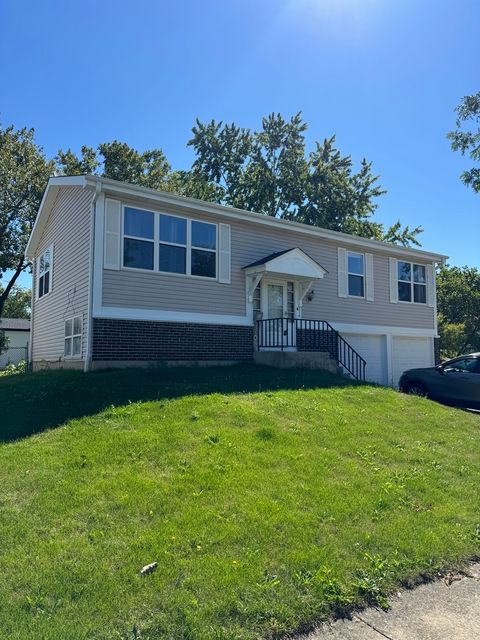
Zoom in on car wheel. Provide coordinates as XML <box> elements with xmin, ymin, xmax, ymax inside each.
<box><xmin>405</xmin><ymin>382</ymin><xmax>428</xmax><ymax>398</ymax></box>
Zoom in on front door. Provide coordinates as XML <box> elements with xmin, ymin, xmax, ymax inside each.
<box><xmin>262</xmin><ymin>281</ymin><xmax>296</xmax><ymax>349</ymax></box>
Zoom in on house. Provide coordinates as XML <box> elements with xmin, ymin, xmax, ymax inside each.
<box><xmin>25</xmin><ymin>175</ymin><xmax>447</xmax><ymax>385</ymax></box>
<box><xmin>0</xmin><ymin>318</ymin><xmax>30</xmax><ymax>369</ymax></box>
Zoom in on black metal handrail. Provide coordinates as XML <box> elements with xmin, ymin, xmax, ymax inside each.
<box><xmin>255</xmin><ymin>318</ymin><xmax>366</xmax><ymax>381</ymax></box>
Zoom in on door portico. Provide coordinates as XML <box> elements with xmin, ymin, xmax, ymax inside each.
<box><xmin>243</xmin><ymin>248</ymin><xmax>328</xmax><ymax>350</ymax></box>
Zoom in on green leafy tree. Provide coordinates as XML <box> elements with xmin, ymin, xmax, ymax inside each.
<box><xmin>189</xmin><ymin>113</ymin><xmax>422</xmax><ymax>245</ymax></box>
<box><xmin>437</xmin><ymin>265</ymin><xmax>480</xmax><ymax>358</ymax></box>
<box><xmin>448</xmin><ymin>92</ymin><xmax>480</xmax><ymax>193</ymax></box>
<box><xmin>0</xmin><ymin>286</ymin><xmax>31</xmax><ymax>319</ymax></box>
<box><xmin>0</xmin><ymin>124</ymin><xmax>54</xmax><ymax>317</ymax></box>
<box><xmin>0</xmin><ymin>330</ymin><xmax>8</xmax><ymax>355</ymax></box>
<box><xmin>56</xmin><ymin>141</ymin><xmax>172</xmax><ymax>190</ymax></box>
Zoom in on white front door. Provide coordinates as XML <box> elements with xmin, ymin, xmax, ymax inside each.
<box><xmin>261</xmin><ymin>281</ymin><xmax>296</xmax><ymax>349</ymax></box>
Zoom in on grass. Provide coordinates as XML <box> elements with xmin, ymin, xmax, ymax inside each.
<box><xmin>0</xmin><ymin>365</ymin><xmax>479</xmax><ymax>639</ymax></box>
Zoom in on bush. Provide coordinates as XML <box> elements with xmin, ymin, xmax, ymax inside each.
<box><xmin>0</xmin><ymin>360</ymin><xmax>27</xmax><ymax>376</ymax></box>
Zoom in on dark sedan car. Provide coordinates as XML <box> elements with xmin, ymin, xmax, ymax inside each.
<box><xmin>399</xmin><ymin>353</ymin><xmax>480</xmax><ymax>409</ymax></box>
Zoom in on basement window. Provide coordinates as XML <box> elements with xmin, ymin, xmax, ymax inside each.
<box><xmin>64</xmin><ymin>316</ymin><xmax>82</xmax><ymax>358</ymax></box>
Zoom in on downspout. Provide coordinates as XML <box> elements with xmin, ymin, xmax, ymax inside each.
<box><xmin>84</xmin><ymin>182</ymin><xmax>102</xmax><ymax>372</ymax></box>
<box><xmin>29</xmin><ymin>262</ymin><xmax>35</xmax><ymax>371</ymax></box>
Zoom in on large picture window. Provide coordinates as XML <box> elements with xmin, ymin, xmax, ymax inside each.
<box><xmin>398</xmin><ymin>261</ymin><xmax>426</xmax><ymax>303</ymax></box>
<box><xmin>123</xmin><ymin>207</ymin><xmax>217</xmax><ymax>279</ymax></box>
<box><xmin>64</xmin><ymin>316</ymin><xmax>82</xmax><ymax>357</ymax></box>
<box><xmin>347</xmin><ymin>252</ymin><xmax>365</xmax><ymax>297</ymax></box>
<box><xmin>37</xmin><ymin>247</ymin><xmax>52</xmax><ymax>298</ymax></box>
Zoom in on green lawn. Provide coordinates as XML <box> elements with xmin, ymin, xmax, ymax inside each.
<box><xmin>0</xmin><ymin>365</ymin><xmax>479</xmax><ymax>639</ymax></box>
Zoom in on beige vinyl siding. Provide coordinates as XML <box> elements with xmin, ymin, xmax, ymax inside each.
<box><xmin>102</xmin><ymin>197</ymin><xmax>435</xmax><ymax>330</ymax></box>
<box><xmin>31</xmin><ymin>186</ymin><xmax>92</xmax><ymax>363</ymax></box>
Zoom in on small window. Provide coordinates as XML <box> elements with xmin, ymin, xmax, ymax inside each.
<box><xmin>64</xmin><ymin>316</ymin><xmax>82</xmax><ymax>358</ymax></box>
<box><xmin>38</xmin><ymin>247</ymin><xmax>52</xmax><ymax>298</ymax></box>
<box><xmin>191</xmin><ymin>221</ymin><xmax>216</xmax><ymax>278</ymax></box>
<box><xmin>124</xmin><ymin>207</ymin><xmax>154</xmax><ymax>270</ymax></box>
<box><xmin>348</xmin><ymin>252</ymin><xmax>365</xmax><ymax>297</ymax></box>
<box><xmin>398</xmin><ymin>261</ymin><xmax>426</xmax><ymax>303</ymax></box>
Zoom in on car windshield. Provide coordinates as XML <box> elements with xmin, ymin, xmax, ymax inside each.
<box><xmin>443</xmin><ymin>357</ymin><xmax>480</xmax><ymax>373</ymax></box>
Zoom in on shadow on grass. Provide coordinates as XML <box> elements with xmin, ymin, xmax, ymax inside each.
<box><xmin>0</xmin><ymin>364</ymin><xmax>362</xmax><ymax>444</ymax></box>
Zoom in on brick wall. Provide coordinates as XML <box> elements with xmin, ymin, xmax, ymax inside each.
<box><xmin>296</xmin><ymin>328</ymin><xmax>338</xmax><ymax>358</ymax></box>
<box><xmin>92</xmin><ymin>318</ymin><xmax>254</xmax><ymax>362</ymax></box>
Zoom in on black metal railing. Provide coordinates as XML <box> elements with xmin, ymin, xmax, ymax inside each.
<box><xmin>255</xmin><ymin>318</ymin><xmax>366</xmax><ymax>381</ymax></box>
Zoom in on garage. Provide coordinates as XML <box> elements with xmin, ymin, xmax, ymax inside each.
<box><xmin>392</xmin><ymin>336</ymin><xmax>434</xmax><ymax>387</ymax></box>
<box><xmin>341</xmin><ymin>333</ymin><xmax>388</xmax><ymax>385</ymax></box>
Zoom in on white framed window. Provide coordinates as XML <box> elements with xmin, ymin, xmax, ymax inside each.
<box><xmin>37</xmin><ymin>246</ymin><xmax>53</xmax><ymax>299</ymax></box>
<box><xmin>122</xmin><ymin>207</ymin><xmax>217</xmax><ymax>279</ymax></box>
<box><xmin>123</xmin><ymin>207</ymin><xmax>155</xmax><ymax>270</ymax></box>
<box><xmin>398</xmin><ymin>261</ymin><xmax>426</xmax><ymax>304</ymax></box>
<box><xmin>347</xmin><ymin>252</ymin><xmax>365</xmax><ymax>297</ymax></box>
<box><xmin>64</xmin><ymin>316</ymin><xmax>82</xmax><ymax>358</ymax></box>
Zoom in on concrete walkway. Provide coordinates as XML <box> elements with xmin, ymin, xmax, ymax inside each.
<box><xmin>299</xmin><ymin>563</ymin><xmax>480</xmax><ymax>640</ymax></box>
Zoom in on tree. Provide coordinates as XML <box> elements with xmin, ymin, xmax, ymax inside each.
<box><xmin>189</xmin><ymin>113</ymin><xmax>422</xmax><ymax>245</ymax></box>
<box><xmin>0</xmin><ymin>286</ymin><xmax>31</xmax><ymax>319</ymax></box>
<box><xmin>436</xmin><ymin>265</ymin><xmax>480</xmax><ymax>358</ymax></box>
<box><xmin>0</xmin><ymin>124</ymin><xmax>54</xmax><ymax>317</ymax></box>
<box><xmin>0</xmin><ymin>330</ymin><xmax>8</xmax><ymax>355</ymax></box>
<box><xmin>448</xmin><ymin>92</ymin><xmax>480</xmax><ymax>193</ymax></box>
<box><xmin>56</xmin><ymin>141</ymin><xmax>172</xmax><ymax>190</ymax></box>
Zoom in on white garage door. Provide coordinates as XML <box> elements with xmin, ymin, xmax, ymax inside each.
<box><xmin>342</xmin><ymin>333</ymin><xmax>387</xmax><ymax>385</ymax></box>
<box><xmin>392</xmin><ymin>337</ymin><xmax>433</xmax><ymax>386</ymax></box>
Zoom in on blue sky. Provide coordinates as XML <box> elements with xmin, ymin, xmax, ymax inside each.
<box><xmin>1</xmin><ymin>0</ymin><xmax>478</xmax><ymax>290</ymax></box>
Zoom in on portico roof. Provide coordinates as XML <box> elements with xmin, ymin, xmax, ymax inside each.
<box><xmin>243</xmin><ymin>248</ymin><xmax>327</xmax><ymax>281</ymax></box>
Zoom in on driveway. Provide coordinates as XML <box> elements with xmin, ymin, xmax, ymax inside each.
<box><xmin>299</xmin><ymin>563</ymin><xmax>480</xmax><ymax>640</ymax></box>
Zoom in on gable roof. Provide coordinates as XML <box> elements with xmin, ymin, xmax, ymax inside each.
<box><xmin>0</xmin><ymin>318</ymin><xmax>30</xmax><ymax>331</ymax></box>
<box><xmin>243</xmin><ymin>249</ymin><xmax>296</xmax><ymax>269</ymax></box>
<box><xmin>26</xmin><ymin>175</ymin><xmax>448</xmax><ymax>264</ymax></box>
<box><xmin>243</xmin><ymin>248</ymin><xmax>328</xmax><ymax>278</ymax></box>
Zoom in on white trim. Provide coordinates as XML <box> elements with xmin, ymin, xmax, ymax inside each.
<box><xmin>389</xmin><ymin>257</ymin><xmax>398</xmax><ymax>304</ymax></box>
<box><xmin>346</xmin><ymin>250</ymin><xmax>366</xmax><ymax>299</ymax></box>
<box><xmin>330</xmin><ymin>322</ymin><xmax>436</xmax><ymax>338</ymax></box>
<box><xmin>36</xmin><ymin>244</ymin><xmax>53</xmax><ymax>301</ymax></box>
<box><xmin>243</xmin><ymin>247</ymin><xmax>327</xmax><ymax>280</ymax></box>
<box><xmin>218</xmin><ymin>223</ymin><xmax>231</xmax><ymax>284</ymax></box>
<box><xmin>365</xmin><ymin>252</ymin><xmax>374</xmax><ymax>301</ymax></box>
<box><xmin>121</xmin><ymin>203</ymin><xmax>218</xmax><ymax>280</ymax></box>
<box><xmin>338</xmin><ymin>247</ymin><xmax>347</xmax><ymax>298</ymax></box>
<box><xmin>64</xmin><ymin>314</ymin><xmax>83</xmax><ymax>359</ymax></box>
<box><xmin>104</xmin><ymin>198</ymin><xmax>122</xmax><ymax>270</ymax></box>
<box><xmin>94</xmin><ymin>305</ymin><xmax>252</xmax><ymax>326</ymax></box>
<box><xmin>396</xmin><ymin>260</ymin><xmax>428</xmax><ymax>305</ymax></box>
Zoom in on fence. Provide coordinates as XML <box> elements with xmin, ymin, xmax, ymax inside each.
<box><xmin>0</xmin><ymin>346</ymin><xmax>29</xmax><ymax>370</ymax></box>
